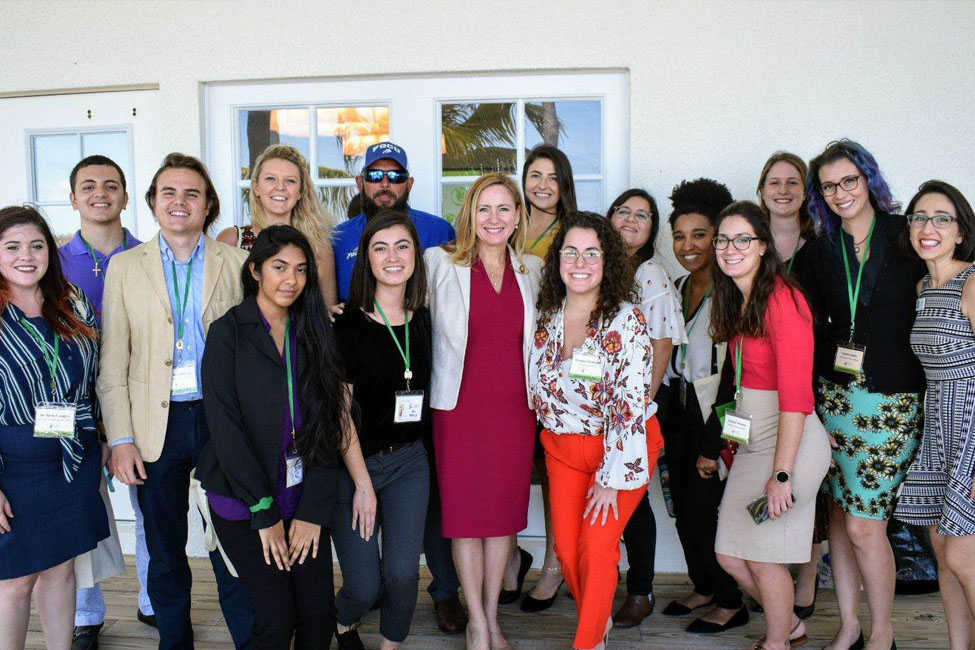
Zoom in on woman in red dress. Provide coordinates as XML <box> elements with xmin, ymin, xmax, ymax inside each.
<box><xmin>425</xmin><ymin>173</ymin><xmax>542</xmax><ymax>650</ymax></box>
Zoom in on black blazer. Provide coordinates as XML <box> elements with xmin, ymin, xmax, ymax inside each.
<box><xmin>197</xmin><ymin>296</ymin><xmax>338</xmax><ymax>530</ymax></box>
<box><xmin>798</xmin><ymin>212</ymin><xmax>925</xmax><ymax>393</ymax></box>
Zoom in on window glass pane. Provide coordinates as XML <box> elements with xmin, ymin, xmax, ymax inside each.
<box><xmin>441</xmin><ymin>182</ymin><xmax>473</xmax><ymax>225</ymax></box>
<box><xmin>81</xmin><ymin>132</ymin><xmax>129</xmax><ymax>166</ymax></box>
<box><xmin>32</xmin><ymin>134</ymin><xmax>78</xmax><ymax>202</ymax></box>
<box><xmin>441</xmin><ymin>103</ymin><xmax>517</xmax><ymax>177</ymax></box>
<box><xmin>575</xmin><ymin>180</ymin><xmax>604</xmax><ymax>213</ymax></box>
<box><xmin>525</xmin><ymin>101</ymin><xmax>602</xmax><ymax>175</ymax></box>
<box><xmin>238</xmin><ymin>109</ymin><xmax>310</xmax><ymax>180</ymax></box>
<box><xmin>35</xmin><ymin>204</ymin><xmax>77</xmax><ymax>243</ymax></box>
<box><xmin>316</xmin><ymin>107</ymin><xmax>389</xmax><ymax>179</ymax></box>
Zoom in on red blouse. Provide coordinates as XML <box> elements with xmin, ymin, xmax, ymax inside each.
<box><xmin>730</xmin><ymin>278</ymin><xmax>815</xmax><ymax>414</ymax></box>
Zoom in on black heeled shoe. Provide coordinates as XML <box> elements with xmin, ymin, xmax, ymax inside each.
<box><xmin>793</xmin><ymin>579</ymin><xmax>819</xmax><ymax>620</ymax></box>
<box><xmin>499</xmin><ymin>547</ymin><xmax>533</xmax><ymax>604</ymax></box>
<box><xmin>520</xmin><ymin>578</ymin><xmax>564</xmax><ymax>612</ymax></box>
<box><xmin>822</xmin><ymin>631</ymin><xmax>864</xmax><ymax>650</ymax></box>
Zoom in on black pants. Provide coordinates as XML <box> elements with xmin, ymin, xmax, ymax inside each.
<box><xmin>665</xmin><ymin>388</ymin><xmax>742</xmax><ymax>609</ymax></box>
<box><xmin>620</xmin><ymin>385</ymin><xmax>668</xmax><ymax>596</ymax></box>
<box><xmin>211</xmin><ymin>509</ymin><xmax>336</xmax><ymax>650</ymax></box>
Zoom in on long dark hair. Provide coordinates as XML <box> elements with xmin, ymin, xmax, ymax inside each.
<box><xmin>806</xmin><ymin>139</ymin><xmax>900</xmax><ymax>236</ymax></box>
<box><xmin>242</xmin><ymin>225</ymin><xmax>348</xmax><ymax>463</ymax></box>
<box><xmin>348</xmin><ymin>210</ymin><xmax>427</xmax><ymax>312</ymax></box>
<box><xmin>522</xmin><ymin>144</ymin><xmax>577</xmax><ymax>222</ymax></box>
<box><xmin>710</xmin><ymin>201</ymin><xmax>806</xmax><ymax>342</ymax></box>
<box><xmin>904</xmin><ymin>180</ymin><xmax>975</xmax><ymax>263</ymax></box>
<box><xmin>537</xmin><ymin>211</ymin><xmax>636</xmax><ymax>326</ymax></box>
<box><xmin>0</xmin><ymin>205</ymin><xmax>96</xmax><ymax>340</ymax></box>
<box><xmin>606</xmin><ymin>188</ymin><xmax>660</xmax><ymax>264</ymax></box>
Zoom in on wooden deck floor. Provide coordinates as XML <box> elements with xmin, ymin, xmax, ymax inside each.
<box><xmin>27</xmin><ymin>559</ymin><xmax>948</xmax><ymax>649</ymax></box>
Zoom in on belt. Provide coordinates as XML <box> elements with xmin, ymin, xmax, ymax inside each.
<box><xmin>375</xmin><ymin>442</ymin><xmax>410</xmax><ymax>456</ymax></box>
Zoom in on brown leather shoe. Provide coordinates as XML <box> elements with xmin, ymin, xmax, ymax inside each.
<box><xmin>612</xmin><ymin>594</ymin><xmax>655</xmax><ymax>629</ymax></box>
<box><xmin>434</xmin><ymin>596</ymin><xmax>469</xmax><ymax>635</ymax></box>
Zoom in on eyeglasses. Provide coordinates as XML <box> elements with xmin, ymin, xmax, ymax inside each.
<box><xmin>906</xmin><ymin>213</ymin><xmax>958</xmax><ymax>229</ymax></box>
<box><xmin>559</xmin><ymin>248</ymin><xmax>604</xmax><ymax>264</ymax></box>
<box><xmin>712</xmin><ymin>235</ymin><xmax>761</xmax><ymax>251</ymax></box>
<box><xmin>613</xmin><ymin>207</ymin><xmax>652</xmax><ymax>223</ymax></box>
<box><xmin>820</xmin><ymin>174</ymin><xmax>860</xmax><ymax>196</ymax></box>
<box><xmin>362</xmin><ymin>169</ymin><xmax>410</xmax><ymax>184</ymax></box>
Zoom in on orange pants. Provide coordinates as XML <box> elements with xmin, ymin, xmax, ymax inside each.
<box><xmin>541</xmin><ymin>416</ymin><xmax>661</xmax><ymax>650</ymax></box>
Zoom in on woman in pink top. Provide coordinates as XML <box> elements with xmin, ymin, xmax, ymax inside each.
<box><xmin>708</xmin><ymin>201</ymin><xmax>830</xmax><ymax>650</ymax></box>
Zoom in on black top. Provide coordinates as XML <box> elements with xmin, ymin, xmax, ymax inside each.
<box><xmin>197</xmin><ymin>296</ymin><xmax>339</xmax><ymax>530</ymax></box>
<box><xmin>333</xmin><ymin>306</ymin><xmax>433</xmax><ymax>458</ymax></box>
<box><xmin>798</xmin><ymin>212</ymin><xmax>925</xmax><ymax>393</ymax></box>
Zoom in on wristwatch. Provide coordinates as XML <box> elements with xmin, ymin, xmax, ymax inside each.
<box><xmin>774</xmin><ymin>469</ymin><xmax>791</xmax><ymax>483</ymax></box>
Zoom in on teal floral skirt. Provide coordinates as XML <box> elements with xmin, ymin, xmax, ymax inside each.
<box><xmin>815</xmin><ymin>374</ymin><xmax>923</xmax><ymax>520</ymax></box>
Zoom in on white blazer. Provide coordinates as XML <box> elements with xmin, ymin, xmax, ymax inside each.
<box><xmin>425</xmin><ymin>245</ymin><xmax>543</xmax><ymax>410</ymax></box>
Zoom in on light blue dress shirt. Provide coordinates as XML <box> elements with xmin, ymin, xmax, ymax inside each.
<box><xmin>160</xmin><ymin>233</ymin><xmax>207</xmax><ymax>401</ymax></box>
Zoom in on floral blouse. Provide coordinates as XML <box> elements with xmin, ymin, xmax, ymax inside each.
<box><xmin>634</xmin><ymin>259</ymin><xmax>686</xmax><ymax>344</ymax></box>
<box><xmin>530</xmin><ymin>302</ymin><xmax>655</xmax><ymax>489</ymax></box>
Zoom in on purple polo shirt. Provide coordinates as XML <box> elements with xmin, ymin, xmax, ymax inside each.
<box><xmin>208</xmin><ymin>314</ymin><xmax>304</xmax><ymax>522</ymax></box>
<box><xmin>58</xmin><ymin>229</ymin><xmax>141</xmax><ymax>326</ymax></box>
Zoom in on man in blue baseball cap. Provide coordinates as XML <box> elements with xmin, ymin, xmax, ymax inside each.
<box><xmin>332</xmin><ymin>142</ymin><xmax>456</xmax><ymax>301</ymax></box>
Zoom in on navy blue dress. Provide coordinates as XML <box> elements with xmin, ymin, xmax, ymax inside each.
<box><xmin>0</xmin><ymin>291</ymin><xmax>108</xmax><ymax>579</ymax></box>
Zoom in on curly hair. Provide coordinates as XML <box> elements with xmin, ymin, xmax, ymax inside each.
<box><xmin>807</xmin><ymin>139</ymin><xmax>900</xmax><ymax>236</ymax></box>
<box><xmin>668</xmin><ymin>178</ymin><xmax>734</xmax><ymax>228</ymax></box>
<box><xmin>756</xmin><ymin>151</ymin><xmax>817</xmax><ymax>241</ymax></box>
<box><xmin>710</xmin><ymin>201</ymin><xmax>806</xmax><ymax>342</ymax></box>
<box><xmin>536</xmin><ymin>211</ymin><xmax>636</xmax><ymax>327</ymax></box>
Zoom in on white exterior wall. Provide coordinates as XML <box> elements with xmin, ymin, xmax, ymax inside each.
<box><xmin>2</xmin><ymin>0</ymin><xmax>974</xmax><ymax>567</ymax></box>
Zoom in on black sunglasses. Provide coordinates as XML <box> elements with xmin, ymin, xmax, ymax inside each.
<box><xmin>362</xmin><ymin>169</ymin><xmax>410</xmax><ymax>184</ymax></box>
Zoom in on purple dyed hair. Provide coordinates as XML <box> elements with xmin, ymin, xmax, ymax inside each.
<box><xmin>806</xmin><ymin>139</ymin><xmax>901</xmax><ymax>236</ymax></box>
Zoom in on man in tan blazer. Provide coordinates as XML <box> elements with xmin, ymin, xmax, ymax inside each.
<box><xmin>99</xmin><ymin>153</ymin><xmax>253</xmax><ymax>650</ymax></box>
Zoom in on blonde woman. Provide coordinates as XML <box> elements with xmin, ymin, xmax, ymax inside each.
<box><xmin>217</xmin><ymin>144</ymin><xmax>338</xmax><ymax>305</ymax></box>
<box><xmin>425</xmin><ymin>173</ymin><xmax>542</xmax><ymax>650</ymax></box>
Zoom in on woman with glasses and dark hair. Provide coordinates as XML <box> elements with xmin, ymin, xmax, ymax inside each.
<box><xmin>799</xmin><ymin>139</ymin><xmax>925</xmax><ymax>650</ymax></box>
<box><xmin>659</xmin><ymin>179</ymin><xmax>748</xmax><ymax>635</ymax></box>
<box><xmin>331</xmin><ymin>211</ymin><xmax>432</xmax><ymax>650</ymax></box>
<box><xmin>198</xmin><ymin>225</ymin><xmax>347</xmax><ymax>649</ymax></box>
<box><xmin>605</xmin><ymin>188</ymin><xmax>685</xmax><ymax>627</ymax></box>
<box><xmin>0</xmin><ymin>205</ymin><xmax>108</xmax><ymax>650</ymax></box>
<box><xmin>894</xmin><ymin>181</ymin><xmax>975</xmax><ymax>650</ymax></box>
<box><xmin>504</xmin><ymin>144</ymin><xmax>579</xmax><ymax>612</ymax></box>
<box><xmin>531</xmin><ymin>211</ymin><xmax>658</xmax><ymax>650</ymax></box>
<box><xmin>710</xmin><ymin>201</ymin><xmax>830</xmax><ymax>650</ymax></box>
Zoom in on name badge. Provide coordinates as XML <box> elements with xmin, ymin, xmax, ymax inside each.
<box><xmin>834</xmin><ymin>342</ymin><xmax>865</xmax><ymax>375</ymax></box>
<box><xmin>568</xmin><ymin>349</ymin><xmax>603</xmax><ymax>381</ymax></box>
<box><xmin>721</xmin><ymin>410</ymin><xmax>751</xmax><ymax>444</ymax></box>
<box><xmin>171</xmin><ymin>362</ymin><xmax>198</xmax><ymax>396</ymax></box>
<box><xmin>285</xmin><ymin>455</ymin><xmax>304</xmax><ymax>488</ymax></box>
<box><xmin>34</xmin><ymin>401</ymin><xmax>77</xmax><ymax>438</ymax></box>
<box><xmin>394</xmin><ymin>390</ymin><xmax>425</xmax><ymax>423</ymax></box>
<box><xmin>915</xmin><ymin>298</ymin><xmax>925</xmax><ymax>312</ymax></box>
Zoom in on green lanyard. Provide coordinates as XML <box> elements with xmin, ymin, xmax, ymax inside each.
<box><xmin>19</xmin><ymin>318</ymin><xmax>61</xmax><ymax>400</ymax></box>
<box><xmin>679</xmin><ymin>286</ymin><xmax>711</xmax><ymax>374</ymax></box>
<box><xmin>283</xmin><ymin>315</ymin><xmax>297</xmax><ymax>453</ymax></box>
<box><xmin>374</xmin><ymin>300</ymin><xmax>412</xmax><ymax>388</ymax></box>
<box><xmin>528</xmin><ymin>217</ymin><xmax>558</xmax><ymax>253</ymax></box>
<box><xmin>734</xmin><ymin>334</ymin><xmax>744</xmax><ymax>409</ymax></box>
<box><xmin>839</xmin><ymin>217</ymin><xmax>876</xmax><ymax>341</ymax></box>
<box><xmin>80</xmin><ymin>233</ymin><xmax>127</xmax><ymax>278</ymax></box>
<box><xmin>170</xmin><ymin>259</ymin><xmax>193</xmax><ymax>350</ymax></box>
<box><xmin>787</xmin><ymin>238</ymin><xmax>801</xmax><ymax>272</ymax></box>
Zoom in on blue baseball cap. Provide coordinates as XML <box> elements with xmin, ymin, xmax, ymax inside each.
<box><xmin>363</xmin><ymin>142</ymin><xmax>408</xmax><ymax>171</ymax></box>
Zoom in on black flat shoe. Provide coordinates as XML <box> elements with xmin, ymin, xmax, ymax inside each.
<box><xmin>662</xmin><ymin>596</ymin><xmax>716</xmax><ymax>616</ymax></box>
<box><xmin>499</xmin><ymin>547</ymin><xmax>533</xmax><ymax>604</ymax></box>
<box><xmin>794</xmin><ymin>579</ymin><xmax>819</xmax><ymax>619</ymax></box>
<box><xmin>686</xmin><ymin>606</ymin><xmax>748</xmax><ymax>634</ymax></box>
<box><xmin>136</xmin><ymin>610</ymin><xmax>157</xmax><ymax>629</ymax></box>
<box><xmin>520</xmin><ymin>579</ymin><xmax>563</xmax><ymax>612</ymax></box>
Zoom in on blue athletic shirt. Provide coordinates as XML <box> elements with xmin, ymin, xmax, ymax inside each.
<box><xmin>333</xmin><ymin>207</ymin><xmax>456</xmax><ymax>301</ymax></box>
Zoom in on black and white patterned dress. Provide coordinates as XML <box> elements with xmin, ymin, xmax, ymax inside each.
<box><xmin>895</xmin><ymin>264</ymin><xmax>975</xmax><ymax>536</ymax></box>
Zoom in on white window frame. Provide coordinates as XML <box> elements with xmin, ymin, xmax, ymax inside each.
<box><xmin>24</xmin><ymin>124</ymin><xmax>139</xmax><ymax>234</ymax></box>
<box><xmin>205</xmin><ymin>71</ymin><xmax>629</xmax><ymax>233</ymax></box>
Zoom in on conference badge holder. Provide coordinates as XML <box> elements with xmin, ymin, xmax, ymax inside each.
<box><xmin>285</xmin><ymin>454</ymin><xmax>304</xmax><ymax>488</ymax></box>
<box><xmin>394</xmin><ymin>389</ymin><xmax>424</xmax><ymax>423</ymax></box>
<box><xmin>833</xmin><ymin>342</ymin><xmax>865</xmax><ymax>375</ymax></box>
<box><xmin>34</xmin><ymin>401</ymin><xmax>77</xmax><ymax>438</ymax></box>
<box><xmin>568</xmin><ymin>347</ymin><xmax>603</xmax><ymax>381</ymax></box>
<box><xmin>171</xmin><ymin>361</ymin><xmax>198</xmax><ymax>396</ymax></box>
